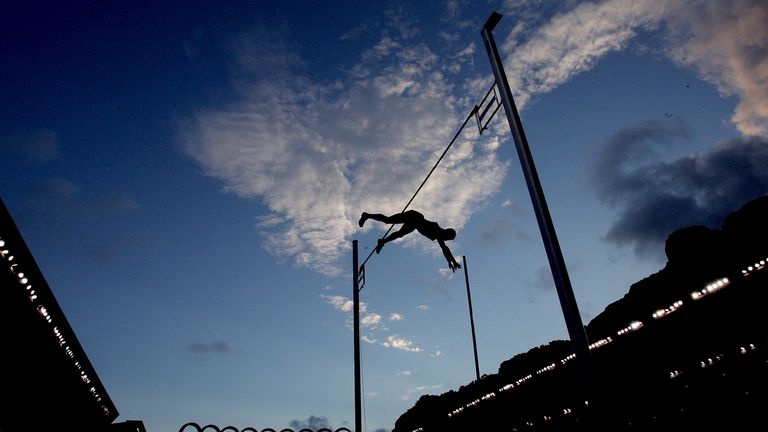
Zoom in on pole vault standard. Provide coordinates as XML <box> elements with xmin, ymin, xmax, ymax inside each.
<box><xmin>480</xmin><ymin>12</ymin><xmax>593</xmax><ymax>380</ymax></box>
<box><xmin>352</xmin><ymin>240</ymin><xmax>362</xmax><ymax>432</ymax></box>
<box><xmin>463</xmin><ymin>256</ymin><xmax>481</xmax><ymax>382</ymax></box>
<box><xmin>350</xmin><ymin>94</ymin><xmax>486</xmax><ymax>432</ymax></box>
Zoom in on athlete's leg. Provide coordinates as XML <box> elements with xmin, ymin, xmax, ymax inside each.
<box><xmin>376</xmin><ymin>224</ymin><xmax>416</xmax><ymax>253</ymax></box>
<box><xmin>359</xmin><ymin>211</ymin><xmax>412</xmax><ymax>227</ymax></box>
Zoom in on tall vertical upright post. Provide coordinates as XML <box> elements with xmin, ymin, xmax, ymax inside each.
<box><xmin>462</xmin><ymin>256</ymin><xmax>481</xmax><ymax>382</ymax></box>
<box><xmin>352</xmin><ymin>240</ymin><xmax>362</xmax><ymax>432</ymax></box>
<box><xmin>480</xmin><ymin>12</ymin><xmax>592</xmax><ymax>379</ymax></box>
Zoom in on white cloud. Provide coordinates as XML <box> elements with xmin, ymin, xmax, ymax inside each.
<box><xmin>321</xmin><ymin>295</ymin><xmax>366</xmax><ymax>313</ymax></box>
<box><xmin>397</xmin><ymin>370</ymin><xmax>413</xmax><ymax>376</ymax></box>
<box><xmin>323</xmin><ymin>296</ymin><xmax>424</xmax><ymax>352</ymax></box>
<box><xmin>664</xmin><ymin>0</ymin><xmax>768</xmax><ymax>136</ymax></box>
<box><xmin>361</xmin><ymin>313</ymin><xmax>382</xmax><ymax>327</ymax></box>
<box><xmin>500</xmin><ymin>0</ymin><xmax>768</xmax><ymax>136</ymax></box>
<box><xmin>501</xmin><ymin>0</ymin><xmax>668</xmax><ymax>109</ymax></box>
<box><xmin>416</xmin><ymin>304</ymin><xmax>431</xmax><ymax>311</ymax></box>
<box><xmin>501</xmin><ymin>198</ymin><xmax>518</xmax><ymax>209</ymax></box>
<box><xmin>382</xmin><ymin>335</ymin><xmax>422</xmax><ymax>352</ymax></box>
<box><xmin>183</xmin><ymin>20</ymin><xmax>507</xmax><ymax>276</ymax></box>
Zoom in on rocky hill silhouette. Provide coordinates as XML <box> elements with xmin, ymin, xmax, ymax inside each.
<box><xmin>394</xmin><ymin>195</ymin><xmax>768</xmax><ymax>432</ymax></box>
<box><xmin>588</xmin><ymin>195</ymin><xmax>768</xmax><ymax>340</ymax></box>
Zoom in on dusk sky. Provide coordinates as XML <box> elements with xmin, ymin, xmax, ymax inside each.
<box><xmin>2</xmin><ymin>1</ymin><xmax>767</xmax><ymax>431</ymax></box>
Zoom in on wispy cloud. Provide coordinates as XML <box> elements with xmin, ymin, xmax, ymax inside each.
<box><xmin>382</xmin><ymin>335</ymin><xmax>423</xmax><ymax>352</ymax></box>
<box><xmin>501</xmin><ymin>0</ymin><xmax>668</xmax><ymax>109</ymax></box>
<box><xmin>183</xmin><ymin>16</ymin><xmax>507</xmax><ymax>276</ymax></box>
<box><xmin>321</xmin><ymin>294</ymin><xmax>362</xmax><ymax>313</ymax></box>
<box><xmin>501</xmin><ymin>0</ymin><xmax>768</xmax><ymax>136</ymax></box>
<box><xmin>664</xmin><ymin>0</ymin><xmax>768</xmax><ymax>136</ymax></box>
<box><xmin>361</xmin><ymin>313</ymin><xmax>383</xmax><ymax>327</ymax></box>
<box><xmin>322</xmin><ymin>295</ymin><xmax>419</xmax><ymax>351</ymax></box>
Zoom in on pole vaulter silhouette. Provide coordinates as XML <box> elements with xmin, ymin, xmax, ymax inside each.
<box><xmin>359</xmin><ymin>210</ymin><xmax>462</xmax><ymax>272</ymax></box>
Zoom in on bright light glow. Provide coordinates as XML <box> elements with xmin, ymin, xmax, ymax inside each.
<box><xmin>0</xmin><ymin>240</ymin><xmax>5</xmax><ymax>247</ymax></box>
<box><xmin>589</xmin><ymin>338</ymin><xmax>612</xmax><ymax>350</ymax></box>
<box><xmin>691</xmin><ymin>277</ymin><xmax>731</xmax><ymax>300</ymax></box>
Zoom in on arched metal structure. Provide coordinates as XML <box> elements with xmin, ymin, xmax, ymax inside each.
<box><xmin>179</xmin><ymin>423</ymin><xmax>352</xmax><ymax>432</ymax></box>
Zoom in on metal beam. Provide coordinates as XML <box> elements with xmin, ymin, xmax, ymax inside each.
<box><xmin>480</xmin><ymin>11</ymin><xmax>593</xmax><ymax>379</ymax></box>
<box><xmin>352</xmin><ymin>240</ymin><xmax>362</xmax><ymax>432</ymax></box>
<box><xmin>463</xmin><ymin>256</ymin><xmax>481</xmax><ymax>382</ymax></box>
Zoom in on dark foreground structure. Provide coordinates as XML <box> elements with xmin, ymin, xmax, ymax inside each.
<box><xmin>0</xmin><ymin>199</ymin><xmax>145</xmax><ymax>431</ymax></box>
<box><xmin>394</xmin><ymin>196</ymin><xmax>768</xmax><ymax>431</ymax></box>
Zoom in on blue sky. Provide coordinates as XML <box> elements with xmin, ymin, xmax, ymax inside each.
<box><xmin>2</xmin><ymin>1</ymin><xmax>767</xmax><ymax>431</ymax></box>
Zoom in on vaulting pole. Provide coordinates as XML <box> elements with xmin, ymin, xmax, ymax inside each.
<box><xmin>480</xmin><ymin>12</ymin><xmax>593</xmax><ymax>381</ymax></box>
<box><xmin>352</xmin><ymin>240</ymin><xmax>362</xmax><ymax>432</ymax></box>
<box><xmin>462</xmin><ymin>256</ymin><xmax>481</xmax><ymax>382</ymax></box>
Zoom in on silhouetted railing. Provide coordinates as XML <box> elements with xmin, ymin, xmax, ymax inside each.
<box><xmin>179</xmin><ymin>423</ymin><xmax>352</xmax><ymax>432</ymax></box>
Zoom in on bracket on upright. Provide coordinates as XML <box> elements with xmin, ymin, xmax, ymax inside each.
<box><xmin>358</xmin><ymin>264</ymin><xmax>366</xmax><ymax>291</ymax></box>
<box><xmin>474</xmin><ymin>83</ymin><xmax>502</xmax><ymax>135</ymax></box>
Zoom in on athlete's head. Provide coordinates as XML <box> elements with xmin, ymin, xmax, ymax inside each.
<box><xmin>443</xmin><ymin>228</ymin><xmax>456</xmax><ymax>240</ymax></box>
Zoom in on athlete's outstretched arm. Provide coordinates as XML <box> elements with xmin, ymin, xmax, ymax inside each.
<box><xmin>438</xmin><ymin>239</ymin><xmax>462</xmax><ymax>272</ymax></box>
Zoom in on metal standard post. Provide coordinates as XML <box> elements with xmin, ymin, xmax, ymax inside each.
<box><xmin>462</xmin><ymin>256</ymin><xmax>481</xmax><ymax>382</ymax></box>
<box><xmin>480</xmin><ymin>12</ymin><xmax>592</xmax><ymax>377</ymax></box>
<box><xmin>352</xmin><ymin>240</ymin><xmax>362</xmax><ymax>432</ymax></box>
